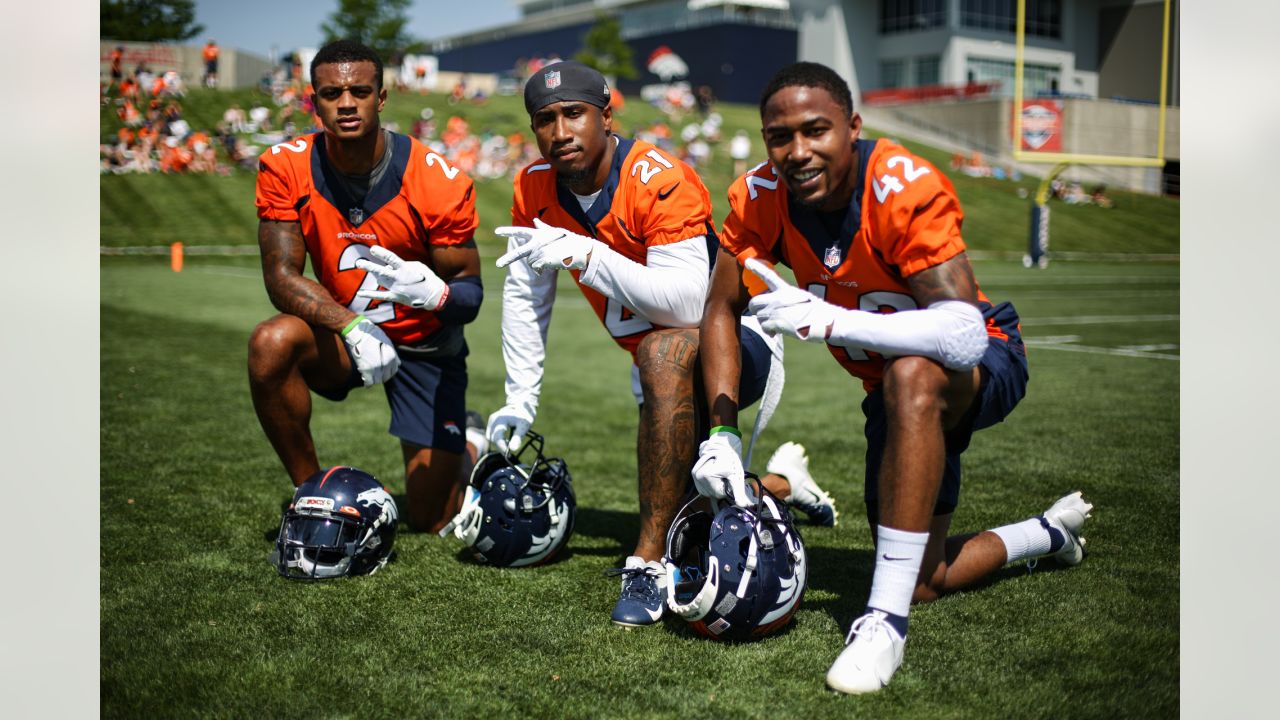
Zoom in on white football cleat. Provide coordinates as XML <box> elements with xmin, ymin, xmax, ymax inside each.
<box><xmin>767</xmin><ymin>441</ymin><xmax>838</xmax><ymax>527</ymax></box>
<box><xmin>1042</xmin><ymin>491</ymin><xmax>1093</xmax><ymax>566</ymax></box>
<box><xmin>826</xmin><ymin>610</ymin><xmax>906</xmax><ymax>694</ymax></box>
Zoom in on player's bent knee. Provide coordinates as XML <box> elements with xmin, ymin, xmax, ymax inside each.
<box><xmin>882</xmin><ymin>356</ymin><xmax>948</xmax><ymax>417</ymax></box>
<box><xmin>247</xmin><ymin>315</ymin><xmax>311</xmax><ymax>375</ymax></box>
<box><xmin>635</xmin><ymin>329</ymin><xmax>698</xmax><ymax>381</ymax></box>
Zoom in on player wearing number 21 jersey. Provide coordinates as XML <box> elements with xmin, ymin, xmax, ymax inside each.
<box><xmin>489</xmin><ymin>61</ymin><xmax>838</xmax><ymax>629</ymax></box>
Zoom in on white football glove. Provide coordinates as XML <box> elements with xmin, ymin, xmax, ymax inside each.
<box><xmin>354</xmin><ymin>245</ymin><xmax>449</xmax><ymax>311</ymax></box>
<box><xmin>745</xmin><ymin>258</ymin><xmax>841</xmax><ymax>343</ymax></box>
<box><xmin>486</xmin><ymin>401</ymin><xmax>536</xmax><ymax>455</ymax></box>
<box><xmin>341</xmin><ymin>315</ymin><xmax>401</xmax><ymax>386</ymax></box>
<box><xmin>495</xmin><ymin>217</ymin><xmax>599</xmax><ymax>274</ymax></box>
<box><xmin>691</xmin><ymin>431</ymin><xmax>756</xmax><ymax>508</ymax></box>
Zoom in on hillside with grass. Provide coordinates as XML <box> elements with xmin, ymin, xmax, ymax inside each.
<box><xmin>101</xmin><ymin>87</ymin><xmax>1179</xmax><ymax>258</ymax></box>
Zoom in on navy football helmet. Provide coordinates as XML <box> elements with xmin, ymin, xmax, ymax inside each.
<box><xmin>272</xmin><ymin>466</ymin><xmax>399</xmax><ymax>580</ymax></box>
<box><xmin>439</xmin><ymin>430</ymin><xmax>575</xmax><ymax>567</ymax></box>
<box><xmin>664</xmin><ymin>482</ymin><xmax>808</xmax><ymax>641</ymax></box>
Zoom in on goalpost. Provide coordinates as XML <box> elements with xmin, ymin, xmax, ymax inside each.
<box><xmin>1013</xmin><ymin>0</ymin><xmax>1173</xmax><ymax>267</ymax></box>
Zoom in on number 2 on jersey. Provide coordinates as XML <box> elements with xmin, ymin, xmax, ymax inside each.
<box><xmin>338</xmin><ymin>244</ymin><xmax>395</xmax><ymax>323</ymax></box>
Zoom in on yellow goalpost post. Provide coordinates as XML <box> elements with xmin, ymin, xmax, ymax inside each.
<box><xmin>1013</xmin><ymin>0</ymin><xmax>1172</xmax><ymax>267</ymax></box>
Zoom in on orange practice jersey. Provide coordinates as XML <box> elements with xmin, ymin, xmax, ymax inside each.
<box><xmin>511</xmin><ymin>136</ymin><xmax>715</xmax><ymax>356</ymax></box>
<box><xmin>722</xmin><ymin>138</ymin><xmax>1009</xmax><ymax>389</ymax></box>
<box><xmin>255</xmin><ymin>131</ymin><xmax>478</xmax><ymax>346</ymax></box>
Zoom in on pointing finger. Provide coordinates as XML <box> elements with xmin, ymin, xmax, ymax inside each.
<box><xmin>744</xmin><ymin>257</ymin><xmax>789</xmax><ymax>292</ymax></box>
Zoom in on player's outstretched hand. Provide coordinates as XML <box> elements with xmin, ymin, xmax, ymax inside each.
<box><xmin>354</xmin><ymin>246</ymin><xmax>449</xmax><ymax>311</ymax></box>
<box><xmin>495</xmin><ymin>218</ymin><xmax>597</xmax><ymax>274</ymax></box>
<box><xmin>744</xmin><ymin>258</ymin><xmax>841</xmax><ymax>343</ymax></box>
<box><xmin>692</xmin><ymin>431</ymin><xmax>755</xmax><ymax>507</ymax></box>
<box><xmin>486</xmin><ymin>402</ymin><xmax>536</xmax><ymax>455</ymax></box>
<box><xmin>341</xmin><ymin>315</ymin><xmax>401</xmax><ymax>386</ymax></box>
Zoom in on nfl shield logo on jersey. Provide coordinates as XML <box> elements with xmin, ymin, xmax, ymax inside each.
<box><xmin>544</xmin><ymin>70</ymin><xmax>561</xmax><ymax>89</ymax></box>
<box><xmin>349</xmin><ymin>207</ymin><xmax>364</xmax><ymax>224</ymax></box>
<box><xmin>824</xmin><ymin>245</ymin><xmax>841</xmax><ymax>269</ymax></box>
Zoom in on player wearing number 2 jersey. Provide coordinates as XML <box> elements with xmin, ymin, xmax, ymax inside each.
<box><xmin>489</xmin><ymin>61</ymin><xmax>837</xmax><ymax>628</ymax></box>
<box><xmin>248</xmin><ymin>40</ymin><xmax>487</xmax><ymax>535</ymax></box>
<box><xmin>699</xmin><ymin>62</ymin><xmax>1093</xmax><ymax>693</ymax></box>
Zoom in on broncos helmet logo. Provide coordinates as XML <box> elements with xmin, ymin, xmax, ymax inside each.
<box><xmin>357</xmin><ymin>486</ymin><xmax>399</xmax><ymax>527</ymax></box>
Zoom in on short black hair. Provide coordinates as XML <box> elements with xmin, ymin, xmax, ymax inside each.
<box><xmin>759</xmin><ymin>62</ymin><xmax>853</xmax><ymax>118</ymax></box>
<box><xmin>311</xmin><ymin>39</ymin><xmax>384</xmax><ymax>89</ymax></box>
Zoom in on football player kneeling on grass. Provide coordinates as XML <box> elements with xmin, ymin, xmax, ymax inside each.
<box><xmin>696</xmin><ymin>62</ymin><xmax>1093</xmax><ymax>693</ymax></box>
<box><xmin>248</xmin><ymin>39</ymin><xmax>489</xmax><ymax>537</ymax></box>
<box><xmin>488</xmin><ymin>61</ymin><xmax>839</xmax><ymax>629</ymax></box>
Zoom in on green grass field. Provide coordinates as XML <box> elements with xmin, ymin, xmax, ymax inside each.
<box><xmin>101</xmin><ymin>87</ymin><xmax>1178</xmax><ymax>718</ymax></box>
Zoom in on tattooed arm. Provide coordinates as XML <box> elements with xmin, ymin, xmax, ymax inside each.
<box><xmin>905</xmin><ymin>252</ymin><xmax>981</xmax><ymax>307</ymax></box>
<box><xmin>257</xmin><ymin>219</ymin><xmax>356</xmax><ymax>332</ymax></box>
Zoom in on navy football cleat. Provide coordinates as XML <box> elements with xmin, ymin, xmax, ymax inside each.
<box><xmin>607</xmin><ymin>556</ymin><xmax>667</xmax><ymax>627</ymax></box>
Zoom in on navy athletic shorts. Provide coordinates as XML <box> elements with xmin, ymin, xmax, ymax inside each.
<box><xmin>737</xmin><ymin>323</ymin><xmax>775</xmax><ymax>409</ymax></box>
<box><xmin>317</xmin><ymin>336</ymin><xmax>469</xmax><ymax>454</ymax></box>
<box><xmin>862</xmin><ymin>301</ymin><xmax>1027</xmax><ymax>523</ymax></box>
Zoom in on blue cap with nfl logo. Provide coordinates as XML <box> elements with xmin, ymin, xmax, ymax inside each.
<box><xmin>524</xmin><ymin>61</ymin><xmax>611</xmax><ymax>114</ymax></box>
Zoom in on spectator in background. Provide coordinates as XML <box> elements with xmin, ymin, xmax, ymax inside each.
<box><xmin>223</xmin><ymin>103</ymin><xmax>247</xmax><ymax>133</ymax></box>
<box><xmin>162</xmin><ymin>70</ymin><xmax>185</xmax><ymax>97</ymax></box>
<box><xmin>729</xmin><ymin>129</ymin><xmax>751</xmax><ymax>177</ymax></box>
<box><xmin>695</xmin><ymin>84</ymin><xmax>715</xmax><ymax>117</ymax></box>
<box><xmin>249</xmin><ymin>104</ymin><xmax>271</xmax><ymax>133</ymax></box>
<box><xmin>109</xmin><ymin>46</ymin><xmax>124</xmax><ymax>87</ymax></box>
<box><xmin>203</xmin><ymin>40</ymin><xmax>220</xmax><ymax>88</ymax></box>
<box><xmin>135</xmin><ymin>64</ymin><xmax>155</xmax><ymax>95</ymax></box>
<box><xmin>1091</xmin><ymin>184</ymin><xmax>1113</xmax><ymax>208</ymax></box>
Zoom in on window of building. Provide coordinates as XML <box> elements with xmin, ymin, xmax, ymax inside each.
<box><xmin>959</xmin><ymin>0</ymin><xmax>1061</xmax><ymax>39</ymax></box>
<box><xmin>914</xmin><ymin>56</ymin><xmax>941</xmax><ymax>86</ymax></box>
<box><xmin>966</xmin><ymin>56</ymin><xmax>1060</xmax><ymax>96</ymax></box>
<box><xmin>879</xmin><ymin>0</ymin><xmax>948</xmax><ymax>35</ymax></box>
<box><xmin>880</xmin><ymin>59</ymin><xmax>905</xmax><ymax>89</ymax></box>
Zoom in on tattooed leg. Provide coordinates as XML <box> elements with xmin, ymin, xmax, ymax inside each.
<box><xmin>632</xmin><ymin>328</ymin><xmax>700</xmax><ymax>562</ymax></box>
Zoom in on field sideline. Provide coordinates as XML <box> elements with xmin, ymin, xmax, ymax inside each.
<box><xmin>100</xmin><ymin>89</ymin><xmax>1178</xmax><ymax>718</ymax></box>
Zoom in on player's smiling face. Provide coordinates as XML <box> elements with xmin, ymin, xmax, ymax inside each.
<box><xmin>761</xmin><ymin>85</ymin><xmax>861</xmax><ymax>211</ymax></box>
<box><xmin>530</xmin><ymin>100</ymin><xmax>614</xmax><ymax>192</ymax></box>
<box><xmin>312</xmin><ymin>60</ymin><xmax>386</xmax><ymax>142</ymax></box>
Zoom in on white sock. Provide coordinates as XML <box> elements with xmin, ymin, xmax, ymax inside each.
<box><xmin>990</xmin><ymin>517</ymin><xmax>1053</xmax><ymax>564</ymax></box>
<box><xmin>865</xmin><ymin>526</ymin><xmax>929</xmax><ymax>619</ymax></box>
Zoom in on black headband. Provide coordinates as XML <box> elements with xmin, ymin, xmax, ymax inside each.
<box><xmin>524</xmin><ymin>61</ymin><xmax>611</xmax><ymax>115</ymax></box>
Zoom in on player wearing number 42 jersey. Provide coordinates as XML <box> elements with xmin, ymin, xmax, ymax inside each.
<box><xmin>489</xmin><ymin>61</ymin><xmax>837</xmax><ymax>629</ymax></box>
<box><xmin>697</xmin><ymin>62</ymin><xmax>1094</xmax><ymax>693</ymax></box>
<box><xmin>248</xmin><ymin>40</ymin><xmax>488</xmax><ymax>537</ymax></box>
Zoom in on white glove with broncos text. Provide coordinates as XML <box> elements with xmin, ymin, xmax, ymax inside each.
<box><xmin>691</xmin><ymin>430</ymin><xmax>756</xmax><ymax>507</ymax></box>
<box><xmin>495</xmin><ymin>218</ymin><xmax>599</xmax><ymax>274</ymax></box>
<box><xmin>354</xmin><ymin>245</ymin><xmax>449</xmax><ymax>311</ymax></box>
<box><xmin>341</xmin><ymin>315</ymin><xmax>401</xmax><ymax>386</ymax></box>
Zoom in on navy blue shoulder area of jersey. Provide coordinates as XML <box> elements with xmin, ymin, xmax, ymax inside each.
<box><xmin>786</xmin><ymin>138</ymin><xmax>879</xmax><ymax>268</ymax></box>
<box><xmin>310</xmin><ymin>131</ymin><xmax>412</xmax><ymax>227</ymax></box>
<box><xmin>555</xmin><ymin>135</ymin><xmax>635</xmax><ymax>237</ymax></box>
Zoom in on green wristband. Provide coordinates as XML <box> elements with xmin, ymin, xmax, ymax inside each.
<box><xmin>709</xmin><ymin>425</ymin><xmax>741</xmax><ymax>439</ymax></box>
<box><xmin>341</xmin><ymin>315</ymin><xmax>366</xmax><ymax>337</ymax></box>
